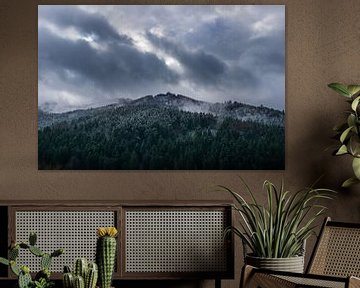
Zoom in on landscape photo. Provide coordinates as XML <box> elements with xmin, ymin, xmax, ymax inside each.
<box><xmin>38</xmin><ymin>5</ymin><xmax>285</xmax><ymax>170</ymax></box>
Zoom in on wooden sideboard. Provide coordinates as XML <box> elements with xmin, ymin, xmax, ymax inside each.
<box><xmin>0</xmin><ymin>201</ymin><xmax>234</xmax><ymax>288</ymax></box>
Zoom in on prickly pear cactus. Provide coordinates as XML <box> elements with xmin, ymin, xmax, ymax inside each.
<box><xmin>41</xmin><ymin>253</ymin><xmax>52</xmax><ymax>270</ymax></box>
<box><xmin>35</xmin><ymin>268</ymin><xmax>51</xmax><ymax>281</ymax></box>
<box><xmin>0</xmin><ymin>232</ymin><xmax>63</xmax><ymax>288</ymax></box>
<box><xmin>0</xmin><ymin>257</ymin><xmax>9</xmax><ymax>266</ymax></box>
<box><xmin>9</xmin><ymin>246</ymin><xmax>19</xmax><ymax>260</ymax></box>
<box><xmin>29</xmin><ymin>232</ymin><xmax>37</xmax><ymax>246</ymax></box>
<box><xmin>10</xmin><ymin>260</ymin><xmax>21</xmax><ymax>276</ymax></box>
<box><xmin>96</xmin><ymin>227</ymin><xmax>118</xmax><ymax>288</ymax></box>
<box><xmin>29</xmin><ymin>245</ymin><xmax>44</xmax><ymax>257</ymax></box>
<box><xmin>51</xmin><ymin>248</ymin><xmax>64</xmax><ymax>258</ymax></box>
<box><xmin>18</xmin><ymin>267</ymin><xmax>32</xmax><ymax>288</ymax></box>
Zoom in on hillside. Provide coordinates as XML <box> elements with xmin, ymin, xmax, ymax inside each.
<box><xmin>39</xmin><ymin>92</ymin><xmax>284</xmax><ymax>129</ymax></box>
<box><xmin>38</xmin><ymin>93</ymin><xmax>285</xmax><ymax>170</ymax></box>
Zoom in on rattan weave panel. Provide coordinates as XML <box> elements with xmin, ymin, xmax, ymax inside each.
<box><xmin>277</xmin><ymin>275</ymin><xmax>346</xmax><ymax>288</ymax></box>
<box><xmin>125</xmin><ymin>210</ymin><xmax>227</xmax><ymax>273</ymax></box>
<box><xmin>15</xmin><ymin>211</ymin><xmax>115</xmax><ymax>272</ymax></box>
<box><xmin>309</xmin><ymin>226</ymin><xmax>360</xmax><ymax>277</ymax></box>
<box><xmin>249</xmin><ymin>273</ymin><xmax>296</xmax><ymax>288</ymax></box>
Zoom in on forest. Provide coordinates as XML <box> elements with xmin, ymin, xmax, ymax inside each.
<box><xmin>38</xmin><ymin>104</ymin><xmax>285</xmax><ymax>170</ymax></box>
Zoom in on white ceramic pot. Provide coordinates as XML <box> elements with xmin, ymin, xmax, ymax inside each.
<box><xmin>245</xmin><ymin>254</ymin><xmax>305</xmax><ymax>273</ymax></box>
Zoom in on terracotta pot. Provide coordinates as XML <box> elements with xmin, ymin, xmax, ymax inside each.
<box><xmin>245</xmin><ymin>254</ymin><xmax>304</xmax><ymax>273</ymax></box>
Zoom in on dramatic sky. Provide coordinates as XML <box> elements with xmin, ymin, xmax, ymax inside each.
<box><xmin>38</xmin><ymin>5</ymin><xmax>285</xmax><ymax>113</ymax></box>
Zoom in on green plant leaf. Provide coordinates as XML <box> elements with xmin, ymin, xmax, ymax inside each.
<box><xmin>342</xmin><ymin>177</ymin><xmax>360</xmax><ymax>188</ymax></box>
<box><xmin>347</xmin><ymin>114</ymin><xmax>356</xmax><ymax>129</ymax></box>
<box><xmin>347</xmin><ymin>85</ymin><xmax>360</xmax><ymax>97</ymax></box>
<box><xmin>328</xmin><ymin>83</ymin><xmax>351</xmax><ymax>97</ymax></box>
<box><xmin>0</xmin><ymin>257</ymin><xmax>9</xmax><ymax>266</ymax></box>
<box><xmin>336</xmin><ymin>145</ymin><xmax>348</xmax><ymax>155</ymax></box>
<box><xmin>350</xmin><ymin>135</ymin><xmax>360</xmax><ymax>156</ymax></box>
<box><xmin>340</xmin><ymin>126</ymin><xmax>353</xmax><ymax>143</ymax></box>
<box><xmin>351</xmin><ymin>96</ymin><xmax>360</xmax><ymax>111</ymax></box>
<box><xmin>352</xmin><ymin>157</ymin><xmax>360</xmax><ymax>179</ymax></box>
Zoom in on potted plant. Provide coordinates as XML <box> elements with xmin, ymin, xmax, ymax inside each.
<box><xmin>0</xmin><ymin>232</ymin><xmax>63</xmax><ymax>288</ymax></box>
<box><xmin>220</xmin><ymin>179</ymin><xmax>334</xmax><ymax>273</ymax></box>
<box><xmin>62</xmin><ymin>258</ymin><xmax>98</xmax><ymax>288</ymax></box>
<box><xmin>96</xmin><ymin>227</ymin><xmax>118</xmax><ymax>288</ymax></box>
<box><xmin>328</xmin><ymin>83</ymin><xmax>360</xmax><ymax>187</ymax></box>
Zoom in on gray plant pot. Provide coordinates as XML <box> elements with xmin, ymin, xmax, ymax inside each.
<box><xmin>245</xmin><ymin>254</ymin><xmax>305</xmax><ymax>273</ymax></box>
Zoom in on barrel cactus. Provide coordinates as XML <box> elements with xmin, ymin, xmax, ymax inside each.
<box><xmin>96</xmin><ymin>227</ymin><xmax>118</xmax><ymax>288</ymax></box>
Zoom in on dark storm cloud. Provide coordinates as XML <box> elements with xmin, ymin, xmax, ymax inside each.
<box><xmin>147</xmin><ymin>31</ymin><xmax>260</xmax><ymax>92</ymax></box>
<box><xmin>247</xmin><ymin>34</ymin><xmax>285</xmax><ymax>74</ymax></box>
<box><xmin>39</xmin><ymin>5</ymin><xmax>131</xmax><ymax>45</ymax></box>
<box><xmin>39</xmin><ymin>26</ymin><xmax>179</xmax><ymax>93</ymax></box>
<box><xmin>146</xmin><ymin>32</ymin><xmax>227</xmax><ymax>84</ymax></box>
<box><xmin>184</xmin><ymin>17</ymin><xmax>252</xmax><ymax>61</ymax></box>
<box><xmin>38</xmin><ymin>5</ymin><xmax>285</xmax><ymax>112</ymax></box>
<box><xmin>179</xmin><ymin>14</ymin><xmax>285</xmax><ymax>76</ymax></box>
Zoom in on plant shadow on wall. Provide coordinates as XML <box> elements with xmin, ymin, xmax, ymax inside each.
<box><xmin>328</xmin><ymin>83</ymin><xmax>360</xmax><ymax>187</ymax></box>
<box><xmin>219</xmin><ymin>178</ymin><xmax>335</xmax><ymax>272</ymax></box>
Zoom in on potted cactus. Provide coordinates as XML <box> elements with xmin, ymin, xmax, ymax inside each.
<box><xmin>96</xmin><ymin>227</ymin><xmax>118</xmax><ymax>288</ymax></box>
<box><xmin>62</xmin><ymin>258</ymin><xmax>98</xmax><ymax>288</ymax></box>
<box><xmin>0</xmin><ymin>232</ymin><xmax>64</xmax><ymax>288</ymax></box>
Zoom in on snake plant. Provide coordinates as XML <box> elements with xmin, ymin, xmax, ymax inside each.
<box><xmin>221</xmin><ymin>179</ymin><xmax>335</xmax><ymax>258</ymax></box>
<box><xmin>328</xmin><ymin>83</ymin><xmax>360</xmax><ymax>187</ymax></box>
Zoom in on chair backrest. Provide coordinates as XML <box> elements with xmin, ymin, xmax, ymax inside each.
<box><xmin>307</xmin><ymin>217</ymin><xmax>360</xmax><ymax>277</ymax></box>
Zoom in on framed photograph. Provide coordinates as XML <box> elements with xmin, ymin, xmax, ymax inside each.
<box><xmin>38</xmin><ymin>5</ymin><xmax>285</xmax><ymax>170</ymax></box>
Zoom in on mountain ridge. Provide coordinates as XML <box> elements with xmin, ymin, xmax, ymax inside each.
<box><xmin>38</xmin><ymin>92</ymin><xmax>284</xmax><ymax>129</ymax></box>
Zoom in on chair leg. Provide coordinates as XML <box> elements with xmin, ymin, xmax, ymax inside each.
<box><xmin>215</xmin><ymin>278</ymin><xmax>221</xmax><ymax>288</ymax></box>
<box><xmin>240</xmin><ymin>265</ymin><xmax>255</xmax><ymax>288</ymax></box>
<box><xmin>240</xmin><ymin>265</ymin><xmax>296</xmax><ymax>288</ymax></box>
<box><xmin>349</xmin><ymin>276</ymin><xmax>360</xmax><ymax>288</ymax></box>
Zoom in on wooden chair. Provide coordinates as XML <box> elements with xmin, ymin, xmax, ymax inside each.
<box><xmin>241</xmin><ymin>217</ymin><xmax>360</xmax><ymax>288</ymax></box>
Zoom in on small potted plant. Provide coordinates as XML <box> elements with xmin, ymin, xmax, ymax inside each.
<box><xmin>328</xmin><ymin>82</ymin><xmax>360</xmax><ymax>187</ymax></box>
<box><xmin>0</xmin><ymin>232</ymin><xmax>63</xmax><ymax>288</ymax></box>
<box><xmin>220</xmin><ymin>179</ymin><xmax>334</xmax><ymax>272</ymax></box>
<box><xmin>96</xmin><ymin>227</ymin><xmax>118</xmax><ymax>288</ymax></box>
<box><xmin>62</xmin><ymin>258</ymin><xmax>98</xmax><ymax>288</ymax></box>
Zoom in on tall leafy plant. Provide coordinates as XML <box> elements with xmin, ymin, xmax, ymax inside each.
<box><xmin>328</xmin><ymin>83</ymin><xmax>360</xmax><ymax>187</ymax></box>
<box><xmin>221</xmin><ymin>179</ymin><xmax>334</xmax><ymax>258</ymax></box>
